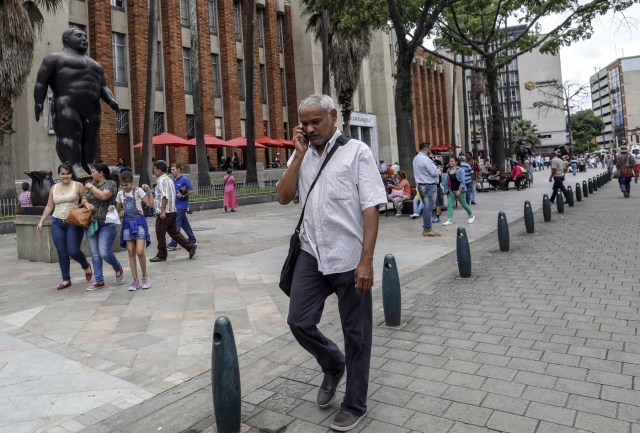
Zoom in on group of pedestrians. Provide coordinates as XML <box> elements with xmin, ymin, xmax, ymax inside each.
<box><xmin>36</xmin><ymin>158</ymin><xmax>245</xmax><ymax>292</ymax></box>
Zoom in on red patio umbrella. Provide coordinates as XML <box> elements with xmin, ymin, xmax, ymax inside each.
<box><xmin>133</xmin><ymin>132</ymin><xmax>193</xmax><ymax>148</ymax></box>
<box><xmin>256</xmin><ymin>136</ymin><xmax>282</xmax><ymax>147</ymax></box>
<box><xmin>275</xmin><ymin>138</ymin><xmax>295</xmax><ymax>149</ymax></box>
<box><xmin>186</xmin><ymin>134</ymin><xmax>229</xmax><ymax>148</ymax></box>
<box><xmin>225</xmin><ymin>136</ymin><xmax>267</xmax><ymax>149</ymax></box>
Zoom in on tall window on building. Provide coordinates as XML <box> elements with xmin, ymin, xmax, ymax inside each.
<box><xmin>186</xmin><ymin>115</ymin><xmax>195</xmax><ymax>138</ymax></box>
<box><xmin>183</xmin><ymin>48</ymin><xmax>192</xmax><ymax>94</ymax></box>
<box><xmin>237</xmin><ymin>60</ymin><xmax>245</xmax><ymax>101</ymax></box>
<box><xmin>211</xmin><ymin>54</ymin><xmax>221</xmax><ymax>98</ymax></box>
<box><xmin>208</xmin><ymin>0</ymin><xmax>218</xmax><ymax>35</ymax></box>
<box><xmin>215</xmin><ymin>117</ymin><xmax>223</xmax><ymax>137</ymax></box>
<box><xmin>277</xmin><ymin>16</ymin><xmax>284</xmax><ymax>53</ymax></box>
<box><xmin>180</xmin><ymin>0</ymin><xmax>190</xmax><ymax>27</ymax></box>
<box><xmin>233</xmin><ymin>1</ymin><xmax>242</xmax><ymax>42</ymax></box>
<box><xmin>154</xmin><ymin>112</ymin><xmax>165</xmax><ymax>134</ymax></box>
<box><xmin>257</xmin><ymin>9</ymin><xmax>265</xmax><ymax>48</ymax></box>
<box><xmin>116</xmin><ymin>110</ymin><xmax>129</xmax><ymax>135</ymax></box>
<box><xmin>156</xmin><ymin>42</ymin><xmax>163</xmax><ymax>91</ymax></box>
<box><xmin>260</xmin><ymin>65</ymin><xmax>267</xmax><ymax>103</ymax></box>
<box><xmin>280</xmin><ymin>68</ymin><xmax>287</xmax><ymax>106</ymax></box>
<box><xmin>110</xmin><ymin>0</ymin><xmax>124</xmax><ymax>9</ymax></box>
<box><xmin>112</xmin><ymin>32</ymin><xmax>127</xmax><ymax>86</ymax></box>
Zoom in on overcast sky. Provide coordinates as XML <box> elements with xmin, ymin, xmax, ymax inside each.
<box><xmin>541</xmin><ymin>3</ymin><xmax>640</xmax><ymax>95</ymax></box>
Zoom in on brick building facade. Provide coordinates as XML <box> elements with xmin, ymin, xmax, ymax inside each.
<box><xmin>411</xmin><ymin>48</ymin><xmax>449</xmax><ymax>149</ymax></box>
<box><xmin>16</xmin><ymin>0</ymin><xmax>297</xmax><ymax>175</ymax></box>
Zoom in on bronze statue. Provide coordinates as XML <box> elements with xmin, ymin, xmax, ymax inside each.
<box><xmin>34</xmin><ymin>28</ymin><xmax>119</xmax><ymax>179</ymax></box>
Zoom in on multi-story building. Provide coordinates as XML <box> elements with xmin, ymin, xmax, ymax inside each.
<box><xmin>460</xmin><ymin>25</ymin><xmax>566</xmax><ymax>156</ymax></box>
<box><xmin>290</xmin><ymin>1</ymin><xmax>452</xmax><ymax>164</ymax></box>
<box><xmin>590</xmin><ymin>55</ymin><xmax>640</xmax><ymax>148</ymax></box>
<box><xmin>12</xmin><ymin>0</ymin><xmax>298</xmax><ymax>178</ymax></box>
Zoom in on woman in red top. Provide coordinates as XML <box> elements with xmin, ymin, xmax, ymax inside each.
<box><xmin>509</xmin><ymin>162</ymin><xmax>525</xmax><ymax>191</ymax></box>
<box><xmin>389</xmin><ymin>170</ymin><xmax>411</xmax><ymax>216</ymax></box>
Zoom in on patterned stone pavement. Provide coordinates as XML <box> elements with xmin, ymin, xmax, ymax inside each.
<box><xmin>0</xmin><ymin>169</ymin><xmax>622</xmax><ymax>433</ymax></box>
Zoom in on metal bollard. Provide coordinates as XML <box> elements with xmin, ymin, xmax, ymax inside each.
<box><xmin>456</xmin><ymin>226</ymin><xmax>472</xmax><ymax>278</ymax></box>
<box><xmin>498</xmin><ymin>211</ymin><xmax>509</xmax><ymax>252</ymax></box>
<box><xmin>575</xmin><ymin>183</ymin><xmax>582</xmax><ymax>202</ymax></box>
<box><xmin>382</xmin><ymin>254</ymin><xmax>401</xmax><ymax>326</ymax></box>
<box><xmin>543</xmin><ymin>194</ymin><xmax>551</xmax><ymax>222</ymax></box>
<box><xmin>592</xmin><ymin>177</ymin><xmax>598</xmax><ymax>192</ymax></box>
<box><xmin>556</xmin><ymin>192</ymin><xmax>565</xmax><ymax>214</ymax></box>
<box><xmin>524</xmin><ymin>201</ymin><xmax>534</xmax><ymax>234</ymax></box>
<box><xmin>588</xmin><ymin>179</ymin><xmax>594</xmax><ymax>194</ymax></box>
<box><xmin>566</xmin><ymin>186</ymin><xmax>574</xmax><ymax>207</ymax></box>
<box><xmin>583</xmin><ymin>180</ymin><xmax>589</xmax><ymax>197</ymax></box>
<box><xmin>211</xmin><ymin>316</ymin><xmax>241</xmax><ymax>433</ymax></box>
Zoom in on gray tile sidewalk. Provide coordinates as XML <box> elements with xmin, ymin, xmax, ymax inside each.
<box><xmin>0</xmin><ymin>169</ymin><xmax>629</xmax><ymax>433</ymax></box>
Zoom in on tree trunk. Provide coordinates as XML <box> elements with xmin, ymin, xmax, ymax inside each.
<box><xmin>339</xmin><ymin>91</ymin><xmax>352</xmax><ymax>132</ymax></box>
<box><xmin>321</xmin><ymin>10</ymin><xmax>330</xmax><ymax>95</ymax></box>
<box><xmin>244</xmin><ymin>0</ymin><xmax>258</xmax><ymax>184</ymax></box>
<box><xmin>479</xmin><ymin>94</ymin><xmax>488</xmax><ymax>159</ymax></box>
<box><xmin>394</xmin><ymin>52</ymin><xmax>416</xmax><ymax>183</ymax></box>
<box><xmin>0</xmin><ymin>98</ymin><xmax>16</xmax><ymax>199</ymax></box>
<box><xmin>450</xmin><ymin>63</ymin><xmax>457</xmax><ymax>156</ymax></box>
<box><xmin>462</xmin><ymin>67</ymin><xmax>471</xmax><ymax>156</ymax></box>
<box><xmin>485</xmin><ymin>56</ymin><xmax>505</xmax><ymax>171</ymax></box>
<box><xmin>470</xmin><ymin>88</ymin><xmax>477</xmax><ymax>157</ymax></box>
<box><xmin>140</xmin><ymin>0</ymin><xmax>158</xmax><ymax>187</ymax></box>
<box><xmin>189</xmin><ymin>0</ymin><xmax>211</xmax><ymax>187</ymax></box>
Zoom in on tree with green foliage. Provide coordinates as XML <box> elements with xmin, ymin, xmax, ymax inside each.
<box><xmin>0</xmin><ymin>0</ymin><xmax>65</xmax><ymax>199</ymax></box>
<box><xmin>532</xmin><ymin>80</ymin><xmax>590</xmax><ymax>157</ymax></box>
<box><xmin>298</xmin><ymin>0</ymin><xmax>461</xmax><ymax>182</ymax></box>
<box><xmin>571</xmin><ymin>109</ymin><xmax>605</xmax><ymax>152</ymax></box>
<box><xmin>511</xmin><ymin>118</ymin><xmax>540</xmax><ymax>153</ymax></box>
<box><xmin>429</xmin><ymin>0</ymin><xmax>637</xmax><ymax>170</ymax></box>
<box><xmin>301</xmin><ymin>2</ymin><xmax>374</xmax><ymax>131</ymax></box>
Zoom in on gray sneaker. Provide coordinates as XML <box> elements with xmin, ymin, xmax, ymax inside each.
<box><xmin>167</xmin><ymin>245</ymin><xmax>178</xmax><ymax>251</ymax></box>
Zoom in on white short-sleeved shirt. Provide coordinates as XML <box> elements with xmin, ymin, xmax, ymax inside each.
<box><xmin>116</xmin><ymin>187</ymin><xmax>147</xmax><ymax>214</ymax></box>
<box><xmin>285</xmin><ymin>129</ymin><xmax>387</xmax><ymax>274</ymax></box>
<box><xmin>154</xmin><ymin>173</ymin><xmax>176</xmax><ymax>213</ymax></box>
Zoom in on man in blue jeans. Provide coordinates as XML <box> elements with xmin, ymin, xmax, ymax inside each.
<box><xmin>413</xmin><ymin>142</ymin><xmax>441</xmax><ymax>237</ymax></box>
<box><xmin>167</xmin><ymin>163</ymin><xmax>197</xmax><ymax>251</ymax></box>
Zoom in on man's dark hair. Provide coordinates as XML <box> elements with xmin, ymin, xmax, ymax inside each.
<box><xmin>153</xmin><ymin>160</ymin><xmax>168</xmax><ymax>173</ymax></box>
<box><xmin>172</xmin><ymin>163</ymin><xmax>182</xmax><ymax>170</ymax></box>
<box><xmin>21</xmin><ymin>182</ymin><xmax>30</xmax><ymax>191</ymax></box>
<box><xmin>419</xmin><ymin>142</ymin><xmax>430</xmax><ymax>151</ymax></box>
<box><xmin>119</xmin><ymin>170</ymin><xmax>134</xmax><ymax>183</ymax></box>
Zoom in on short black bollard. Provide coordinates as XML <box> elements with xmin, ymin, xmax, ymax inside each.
<box><xmin>567</xmin><ymin>186</ymin><xmax>574</xmax><ymax>207</ymax></box>
<box><xmin>498</xmin><ymin>211</ymin><xmax>509</xmax><ymax>252</ymax></box>
<box><xmin>592</xmin><ymin>177</ymin><xmax>598</xmax><ymax>192</ymax></box>
<box><xmin>597</xmin><ymin>175</ymin><xmax>601</xmax><ymax>188</ymax></box>
<box><xmin>556</xmin><ymin>192</ymin><xmax>565</xmax><ymax>213</ymax></box>
<box><xmin>543</xmin><ymin>194</ymin><xmax>551</xmax><ymax>222</ymax></box>
<box><xmin>456</xmin><ymin>226</ymin><xmax>472</xmax><ymax>278</ymax></box>
<box><xmin>588</xmin><ymin>179</ymin><xmax>594</xmax><ymax>194</ymax></box>
<box><xmin>524</xmin><ymin>201</ymin><xmax>534</xmax><ymax>234</ymax></box>
<box><xmin>212</xmin><ymin>316</ymin><xmax>241</xmax><ymax>433</ymax></box>
<box><xmin>382</xmin><ymin>254</ymin><xmax>401</xmax><ymax>327</ymax></box>
<box><xmin>583</xmin><ymin>180</ymin><xmax>589</xmax><ymax>197</ymax></box>
<box><xmin>576</xmin><ymin>183</ymin><xmax>582</xmax><ymax>202</ymax></box>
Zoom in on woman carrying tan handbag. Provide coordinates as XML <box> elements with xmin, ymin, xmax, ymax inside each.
<box><xmin>36</xmin><ymin>162</ymin><xmax>93</xmax><ymax>290</ymax></box>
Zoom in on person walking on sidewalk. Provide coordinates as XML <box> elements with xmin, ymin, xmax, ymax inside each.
<box><xmin>548</xmin><ymin>151</ymin><xmax>568</xmax><ymax>203</ymax></box>
<box><xmin>167</xmin><ymin>163</ymin><xmax>197</xmax><ymax>251</ymax></box>
<box><xmin>223</xmin><ymin>168</ymin><xmax>239</xmax><ymax>212</ymax></box>
<box><xmin>84</xmin><ymin>162</ymin><xmax>124</xmax><ymax>291</ymax></box>
<box><xmin>413</xmin><ymin>142</ymin><xmax>441</xmax><ymax>237</ymax></box>
<box><xmin>276</xmin><ymin>94</ymin><xmax>387</xmax><ymax>432</ymax></box>
<box><xmin>441</xmin><ymin>156</ymin><xmax>475</xmax><ymax>226</ymax></box>
<box><xmin>615</xmin><ymin>145</ymin><xmax>638</xmax><ymax>198</ymax></box>
<box><xmin>146</xmin><ymin>160</ymin><xmax>197</xmax><ymax>262</ymax></box>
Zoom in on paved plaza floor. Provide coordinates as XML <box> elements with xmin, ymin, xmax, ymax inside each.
<box><xmin>1</xmin><ymin>168</ymin><xmax>635</xmax><ymax>433</ymax></box>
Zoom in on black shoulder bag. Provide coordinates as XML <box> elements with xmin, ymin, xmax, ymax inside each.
<box><xmin>279</xmin><ymin>134</ymin><xmax>349</xmax><ymax>296</ymax></box>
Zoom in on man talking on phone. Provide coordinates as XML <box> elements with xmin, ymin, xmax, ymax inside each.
<box><xmin>276</xmin><ymin>94</ymin><xmax>387</xmax><ymax>431</ymax></box>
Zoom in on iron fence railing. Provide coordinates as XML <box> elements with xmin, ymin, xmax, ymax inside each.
<box><xmin>0</xmin><ymin>198</ymin><xmax>17</xmax><ymax>221</ymax></box>
<box><xmin>192</xmin><ymin>181</ymin><xmax>277</xmax><ymax>202</ymax></box>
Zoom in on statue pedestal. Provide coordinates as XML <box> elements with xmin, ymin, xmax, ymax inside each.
<box><xmin>15</xmin><ymin>215</ymin><xmax>124</xmax><ymax>263</ymax></box>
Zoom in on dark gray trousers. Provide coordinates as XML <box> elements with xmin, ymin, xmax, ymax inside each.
<box><xmin>287</xmin><ymin>250</ymin><xmax>372</xmax><ymax>416</ymax></box>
